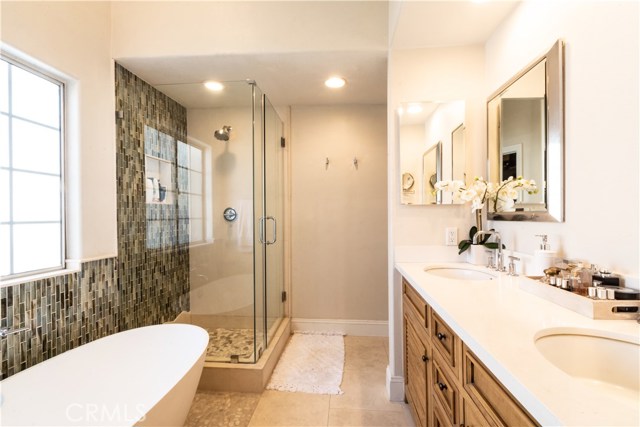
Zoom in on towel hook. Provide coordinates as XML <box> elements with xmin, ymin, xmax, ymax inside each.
<box><xmin>353</xmin><ymin>157</ymin><xmax>359</xmax><ymax>169</ymax></box>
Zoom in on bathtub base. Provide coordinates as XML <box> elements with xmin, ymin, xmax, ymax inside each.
<box><xmin>197</xmin><ymin>317</ymin><xmax>290</xmax><ymax>392</ymax></box>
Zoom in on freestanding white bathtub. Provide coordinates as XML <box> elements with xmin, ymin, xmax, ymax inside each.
<box><xmin>0</xmin><ymin>324</ymin><xmax>208</xmax><ymax>426</ymax></box>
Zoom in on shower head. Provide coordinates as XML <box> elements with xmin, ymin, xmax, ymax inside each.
<box><xmin>214</xmin><ymin>125</ymin><xmax>232</xmax><ymax>141</ymax></box>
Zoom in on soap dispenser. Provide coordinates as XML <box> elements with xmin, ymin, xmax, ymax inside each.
<box><xmin>532</xmin><ymin>234</ymin><xmax>557</xmax><ymax>277</ymax></box>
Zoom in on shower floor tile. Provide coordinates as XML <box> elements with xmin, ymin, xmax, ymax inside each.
<box><xmin>206</xmin><ymin>328</ymin><xmax>263</xmax><ymax>363</ymax></box>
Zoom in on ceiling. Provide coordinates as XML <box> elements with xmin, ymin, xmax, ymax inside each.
<box><xmin>117</xmin><ymin>51</ymin><xmax>388</xmax><ymax>108</ymax></box>
<box><xmin>117</xmin><ymin>1</ymin><xmax>520</xmax><ymax>108</ymax></box>
<box><xmin>391</xmin><ymin>1</ymin><xmax>520</xmax><ymax>50</ymax></box>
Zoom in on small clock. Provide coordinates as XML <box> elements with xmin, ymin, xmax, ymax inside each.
<box><xmin>402</xmin><ymin>172</ymin><xmax>415</xmax><ymax>191</ymax></box>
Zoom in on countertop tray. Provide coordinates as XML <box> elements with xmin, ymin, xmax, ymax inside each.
<box><xmin>519</xmin><ymin>277</ymin><xmax>640</xmax><ymax>320</ymax></box>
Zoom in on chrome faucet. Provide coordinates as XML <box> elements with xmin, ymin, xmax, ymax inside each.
<box><xmin>474</xmin><ymin>230</ymin><xmax>505</xmax><ymax>272</ymax></box>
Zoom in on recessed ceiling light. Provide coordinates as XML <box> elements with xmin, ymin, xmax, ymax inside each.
<box><xmin>204</xmin><ymin>81</ymin><xmax>224</xmax><ymax>91</ymax></box>
<box><xmin>325</xmin><ymin>77</ymin><xmax>346</xmax><ymax>89</ymax></box>
<box><xmin>407</xmin><ymin>103</ymin><xmax>423</xmax><ymax>114</ymax></box>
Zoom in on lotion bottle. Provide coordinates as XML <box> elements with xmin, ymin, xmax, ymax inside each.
<box><xmin>533</xmin><ymin>234</ymin><xmax>557</xmax><ymax>277</ymax></box>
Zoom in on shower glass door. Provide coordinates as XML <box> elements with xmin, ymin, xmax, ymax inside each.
<box><xmin>157</xmin><ymin>80</ymin><xmax>283</xmax><ymax>364</ymax></box>
<box><xmin>252</xmin><ymin>84</ymin><xmax>266</xmax><ymax>360</ymax></box>
<box><xmin>263</xmin><ymin>96</ymin><xmax>285</xmax><ymax>347</ymax></box>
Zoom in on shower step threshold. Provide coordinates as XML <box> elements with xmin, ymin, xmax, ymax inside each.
<box><xmin>187</xmin><ymin>317</ymin><xmax>290</xmax><ymax>393</ymax></box>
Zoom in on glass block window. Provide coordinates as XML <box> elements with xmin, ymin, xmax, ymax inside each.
<box><xmin>0</xmin><ymin>56</ymin><xmax>65</xmax><ymax>278</ymax></box>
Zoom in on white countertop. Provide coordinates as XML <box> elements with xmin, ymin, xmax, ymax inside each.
<box><xmin>396</xmin><ymin>261</ymin><xmax>640</xmax><ymax>427</ymax></box>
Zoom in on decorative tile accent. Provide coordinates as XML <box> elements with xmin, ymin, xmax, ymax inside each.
<box><xmin>0</xmin><ymin>64</ymin><xmax>190</xmax><ymax>380</ymax></box>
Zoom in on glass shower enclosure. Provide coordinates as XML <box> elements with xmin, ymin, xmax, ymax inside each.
<box><xmin>158</xmin><ymin>80</ymin><xmax>285</xmax><ymax>363</ymax></box>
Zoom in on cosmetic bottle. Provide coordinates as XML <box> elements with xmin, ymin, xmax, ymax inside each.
<box><xmin>571</xmin><ymin>262</ymin><xmax>589</xmax><ymax>296</ymax></box>
<box><xmin>532</xmin><ymin>235</ymin><xmax>557</xmax><ymax>277</ymax></box>
<box><xmin>592</xmin><ymin>269</ymin><xmax>621</xmax><ymax>287</ymax></box>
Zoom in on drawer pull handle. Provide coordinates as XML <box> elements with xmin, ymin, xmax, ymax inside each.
<box><xmin>436</xmin><ymin>332</ymin><xmax>446</xmax><ymax>341</ymax></box>
<box><xmin>421</xmin><ymin>355</ymin><xmax>428</xmax><ymax>362</ymax></box>
<box><xmin>437</xmin><ymin>382</ymin><xmax>448</xmax><ymax>391</ymax></box>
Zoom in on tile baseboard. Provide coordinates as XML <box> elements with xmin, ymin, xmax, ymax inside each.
<box><xmin>386</xmin><ymin>365</ymin><xmax>406</xmax><ymax>402</ymax></box>
<box><xmin>291</xmin><ymin>318</ymin><xmax>388</xmax><ymax>337</ymax></box>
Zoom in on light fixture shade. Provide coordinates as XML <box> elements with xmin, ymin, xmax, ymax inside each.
<box><xmin>325</xmin><ymin>77</ymin><xmax>346</xmax><ymax>89</ymax></box>
<box><xmin>407</xmin><ymin>103</ymin><xmax>423</xmax><ymax>114</ymax></box>
<box><xmin>204</xmin><ymin>81</ymin><xmax>224</xmax><ymax>91</ymax></box>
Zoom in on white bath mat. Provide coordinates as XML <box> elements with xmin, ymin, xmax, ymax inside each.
<box><xmin>266</xmin><ymin>331</ymin><xmax>345</xmax><ymax>395</ymax></box>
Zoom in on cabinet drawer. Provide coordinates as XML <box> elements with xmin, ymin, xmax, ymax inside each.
<box><xmin>463</xmin><ymin>348</ymin><xmax>538</xmax><ymax>427</ymax></box>
<box><xmin>432</xmin><ymin>352</ymin><xmax>458</xmax><ymax>425</ymax></box>
<box><xmin>403</xmin><ymin>296</ymin><xmax>430</xmax><ymax>345</ymax></box>
<box><xmin>432</xmin><ymin>399</ymin><xmax>453</xmax><ymax>427</ymax></box>
<box><xmin>431</xmin><ymin>312</ymin><xmax>460</xmax><ymax>375</ymax></box>
<box><xmin>403</xmin><ymin>278</ymin><xmax>428</xmax><ymax>327</ymax></box>
<box><xmin>461</xmin><ymin>392</ymin><xmax>495</xmax><ymax>427</ymax></box>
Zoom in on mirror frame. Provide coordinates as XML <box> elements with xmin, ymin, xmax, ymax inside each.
<box><xmin>487</xmin><ymin>39</ymin><xmax>565</xmax><ymax>222</ymax></box>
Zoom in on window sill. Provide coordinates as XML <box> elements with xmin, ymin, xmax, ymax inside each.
<box><xmin>0</xmin><ymin>264</ymin><xmax>81</xmax><ymax>288</ymax></box>
<box><xmin>188</xmin><ymin>239</ymin><xmax>215</xmax><ymax>249</ymax></box>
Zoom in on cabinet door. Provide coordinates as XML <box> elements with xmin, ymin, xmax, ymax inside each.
<box><xmin>405</xmin><ymin>319</ymin><xmax>429</xmax><ymax>426</ymax></box>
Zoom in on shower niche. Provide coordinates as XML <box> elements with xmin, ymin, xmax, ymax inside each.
<box><xmin>153</xmin><ymin>80</ymin><xmax>286</xmax><ymax>367</ymax></box>
<box><xmin>144</xmin><ymin>126</ymin><xmax>177</xmax><ymax>205</ymax></box>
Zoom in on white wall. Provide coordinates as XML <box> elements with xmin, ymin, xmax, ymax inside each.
<box><xmin>291</xmin><ymin>105</ymin><xmax>388</xmax><ymax>324</ymax></box>
<box><xmin>485</xmin><ymin>0</ymin><xmax>639</xmax><ymax>285</ymax></box>
<box><xmin>386</xmin><ymin>45</ymin><xmax>484</xmax><ymax>395</ymax></box>
<box><xmin>1</xmin><ymin>1</ymin><xmax>116</xmax><ymax>261</ymax></box>
<box><xmin>389</xmin><ymin>46</ymin><xmax>486</xmax><ymax>246</ymax></box>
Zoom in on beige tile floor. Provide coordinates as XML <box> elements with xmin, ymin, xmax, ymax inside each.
<box><xmin>185</xmin><ymin>336</ymin><xmax>415</xmax><ymax>427</ymax></box>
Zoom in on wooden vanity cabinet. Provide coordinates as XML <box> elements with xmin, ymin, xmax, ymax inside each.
<box><xmin>403</xmin><ymin>279</ymin><xmax>431</xmax><ymax>427</ymax></box>
<box><xmin>402</xmin><ymin>277</ymin><xmax>540</xmax><ymax>427</ymax></box>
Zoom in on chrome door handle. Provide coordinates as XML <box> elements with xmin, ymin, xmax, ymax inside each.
<box><xmin>258</xmin><ymin>217</ymin><xmax>266</xmax><ymax>244</ymax></box>
<box><xmin>265</xmin><ymin>216</ymin><xmax>276</xmax><ymax>245</ymax></box>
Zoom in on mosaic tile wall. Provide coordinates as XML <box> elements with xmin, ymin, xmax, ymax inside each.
<box><xmin>0</xmin><ymin>65</ymin><xmax>190</xmax><ymax>380</ymax></box>
<box><xmin>1</xmin><ymin>258</ymin><xmax>118</xmax><ymax>379</ymax></box>
<box><xmin>114</xmin><ymin>63</ymin><xmax>190</xmax><ymax>331</ymax></box>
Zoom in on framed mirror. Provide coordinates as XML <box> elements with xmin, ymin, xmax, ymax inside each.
<box><xmin>487</xmin><ymin>39</ymin><xmax>565</xmax><ymax>222</ymax></box>
<box><xmin>398</xmin><ymin>100</ymin><xmax>466</xmax><ymax>205</ymax></box>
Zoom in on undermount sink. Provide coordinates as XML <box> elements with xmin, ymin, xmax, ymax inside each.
<box><xmin>535</xmin><ymin>328</ymin><xmax>640</xmax><ymax>395</ymax></box>
<box><xmin>424</xmin><ymin>265</ymin><xmax>495</xmax><ymax>281</ymax></box>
